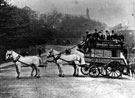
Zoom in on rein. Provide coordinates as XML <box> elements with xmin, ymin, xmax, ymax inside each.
<box><xmin>13</xmin><ymin>55</ymin><xmax>21</xmax><ymax>63</ymax></box>
<box><xmin>52</xmin><ymin>53</ymin><xmax>74</xmax><ymax>63</ymax></box>
<box><xmin>48</xmin><ymin>42</ymin><xmax>83</xmax><ymax>63</ymax></box>
<box><xmin>13</xmin><ymin>54</ymin><xmax>31</xmax><ymax>66</ymax></box>
<box><xmin>17</xmin><ymin>60</ymin><xmax>31</xmax><ymax>66</ymax></box>
<box><xmin>59</xmin><ymin>57</ymin><xmax>74</xmax><ymax>63</ymax></box>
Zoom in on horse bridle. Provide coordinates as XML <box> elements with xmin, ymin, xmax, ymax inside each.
<box><xmin>7</xmin><ymin>51</ymin><xmax>13</xmax><ymax>58</ymax></box>
<box><xmin>7</xmin><ymin>51</ymin><xmax>19</xmax><ymax>62</ymax></box>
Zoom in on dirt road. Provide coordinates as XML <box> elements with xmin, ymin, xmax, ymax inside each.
<box><xmin>0</xmin><ymin>62</ymin><xmax>135</xmax><ymax>98</ymax></box>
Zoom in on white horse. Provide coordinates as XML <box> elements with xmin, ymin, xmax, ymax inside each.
<box><xmin>129</xmin><ymin>57</ymin><xmax>135</xmax><ymax>77</ymax></box>
<box><xmin>46</xmin><ymin>49</ymin><xmax>86</xmax><ymax>77</ymax></box>
<box><xmin>5</xmin><ymin>50</ymin><xmax>42</xmax><ymax>79</ymax></box>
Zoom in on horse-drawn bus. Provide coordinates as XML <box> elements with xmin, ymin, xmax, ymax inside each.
<box><xmin>79</xmin><ymin>39</ymin><xmax>129</xmax><ymax>78</ymax></box>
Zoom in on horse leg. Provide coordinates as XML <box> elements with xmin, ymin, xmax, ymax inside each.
<box><xmin>31</xmin><ymin>66</ymin><xmax>35</xmax><ymax>77</ymax></box>
<box><xmin>32</xmin><ymin>65</ymin><xmax>37</xmax><ymax>77</ymax></box>
<box><xmin>131</xmin><ymin>67</ymin><xmax>134</xmax><ymax>77</ymax></box>
<box><xmin>34</xmin><ymin>65</ymin><xmax>40</xmax><ymax>78</ymax></box>
<box><xmin>15</xmin><ymin>64</ymin><xmax>21</xmax><ymax>79</ymax></box>
<box><xmin>37</xmin><ymin>68</ymin><xmax>40</xmax><ymax>78</ymax></box>
<box><xmin>129</xmin><ymin>68</ymin><xmax>132</xmax><ymax>77</ymax></box>
<box><xmin>72</xmin><ymin>64</ymin><xmax>76</xmax><ymax>76</ymax></box>
<box><xmin>57</xmin><ymin>64</ymin><xmax>64</xmax><ymax>77</ymax></box>
<box><xmin>133</xmin><ymin>68</ymin><xmax>135</xmax><ymax>78</ymax></box>
<box><xmin>73</xmin><ymin>64</ymin><xmax>79</xmax><ymax>77</ymax></box>
<box><xmin>76</xmin><ymin>65</ymin><xmax>79</xmax><ymax>77</ymax></box>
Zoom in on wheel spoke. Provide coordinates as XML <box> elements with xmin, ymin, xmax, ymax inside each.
<box><xmin>115</xmin><ymin>71</ymin><xmax>118</xmax><ymax>77</ymax></box>
<box><xmin>106</xmin><ymin>61</ymin><xmax>122</xmax><ymax>78</ymax></box>
<box><xmin>89</xmin><ymin>66</ymin><xmax>99</xmax><ymax>77</ymax></box>
<box><xmin>112</xmin><ymin>72</ymin><xmax>114</xmax><ymax>77</ymax></box>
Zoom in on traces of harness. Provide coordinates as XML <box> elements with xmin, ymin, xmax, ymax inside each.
<box><xmin>13</xmin><ymin>55</ymin><xmax>21</xmax><ymax>63</ymax></box>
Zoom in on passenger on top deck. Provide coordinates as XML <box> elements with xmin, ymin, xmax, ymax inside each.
<box><xmin>118</xmin><ymin>32</ymin><xmax>124</xmax><ymax>42</ymax></box>
<box><xmin>117</xmin><ymin>33</ymin><xmax>124</xmax><ymax>49</ymax></box>
<box><xmin>77</xmin><ymin>36</ymin><xmax>85</xmax><ymax>49</ymax></box>
<box><xmin>78</xmin><ymin>30</ymin><xmax>91</xmax><ymax>52</ymax></box>
<box><xmin>111</xmin><ymin>30</ymin><xmax>118</xmax><ymax>42</ymax></box>
<box><xmin>98</xmin><ymin>30</ymin><xmax>105</xmax><ymax>40</ymax></box>
<box><xmin>85</xmin><ymin>30</ymin><xmax>91</xmax><ymax>41</ymax></box>
<box><xmin>84</xmin><ymin>30</ymin><xmax>93</xmax><ymax>52</ymax></box>
<box><xmin>93</xmin><ymin>29</ymin><xmax>100</xmax><ymax>41</ymax></box>
<box><xmin>106</xmin><ymin>30</ymin><xmax>111</xmax><ymax>40</ymax></box>
<box><xmin>92</xmin><ymin>29</ymin><xmax>99</xmax><ymax>47</ymax></box>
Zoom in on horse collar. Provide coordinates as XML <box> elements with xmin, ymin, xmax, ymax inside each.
<box><xmin>13</xmin><ymin>55</ymin><xmax>21</xmax><ymax>63</ymax></box>
<box><xmin>54</xmin><ymin>54</ymin><xmax>61</xmax><ymax>61</ymax></box>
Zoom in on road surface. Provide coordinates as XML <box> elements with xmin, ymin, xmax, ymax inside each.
<box><xmin>0</xmin><ymin>62</ymin><xmax>135</xmax><ymax>98</ymax></box>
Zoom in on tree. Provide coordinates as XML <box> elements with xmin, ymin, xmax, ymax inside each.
<box><xmin>0</xmin><ymin>1</ymin><xmax>31</xmax><ymax>38</ymax></box>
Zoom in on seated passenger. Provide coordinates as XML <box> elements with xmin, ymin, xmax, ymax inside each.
<box><xmin>85</xmin><ymin>30</ymin><xmax>91</xmax><ymax>41</ymax></box>
<box><xmin>98</xmin><ymin>30</ymin><xmax>105</xmax><ymax>40</ymax></box>
<box><xmin>78</xmin><ymin>36</ymin><xmax>85</xmax><ymax>49</ymax></box>
<box><xmin>117</xmin><ymin>33</ymin><xmax>124</xmax><ymax>48</ymax></box>
<box><xmin>106</xmin><ymin>30</ymin><xmax>111</xmax><ymax>40</ymax></box>
<box><xmin>93</xmin><ymin>29</ymin><xmax>100</xmax><ymax>41</ymax></box>
<box><xmin>92</xmin><ymin>29</ymin><xmax>100</xmax><ymax>47</ymax></box>
<box><xmin>111</xmin><ymin>30</ymin><xmax>118</xmax><ymax>41</ymax></box>
<box><xmin>118</xmin><ymin>33</ymin><xmax>124</xmax><ymax>42</ymax></box>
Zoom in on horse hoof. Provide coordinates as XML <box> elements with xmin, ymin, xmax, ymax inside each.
<box><xmin>58</xmin><ymin>74</ymin><xmax>64</xmax><ymax>77</ymax></box>
<box><xmin>34</xmin><ymin>75</ymin><xmax>37</xmax><ymax>77</ymax></box>
<box><xmin>16</xmin><ymin>76</ymin><xmax>21</xmax><ymax>79</ymax></box>
<box><xmin>36</xmin><ymin>76</ymin><xmax>40</xmax><ymax>78</ymax></box>
<box><xmin>74</xmin><ymin>75</ymin><xmax>78</xmax><ymax>77</ymax></box>
<box><xmin>75</xmin><ymin>74</ymin><xmax>78</xmax><ymax>77</ymax></box>
<box><xmin>58</xmin><ymin>74</ymin><xmax>61</xmax><ymax>77</ymax></box>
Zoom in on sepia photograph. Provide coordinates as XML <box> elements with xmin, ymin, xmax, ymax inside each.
<box><xmin>0</xmin><ymin>0</ymin><xmax>135</xmax><ymax>98</ymax></box>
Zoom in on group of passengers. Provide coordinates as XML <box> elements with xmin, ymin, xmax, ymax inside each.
<box><xmin>85</xmin><ymin>29</ymin><xmax>124</xmax><ymax>43</ymax></box>
<box><xmin>78</xmin><ymin>29</ymin><xmax>125</xmax><ymax>53</ymax></box>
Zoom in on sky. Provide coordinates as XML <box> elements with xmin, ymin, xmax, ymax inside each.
<box><xmin>10</xmin><ymin>0</ymin><xmax>135</xmax><ymax>29</ymax></box>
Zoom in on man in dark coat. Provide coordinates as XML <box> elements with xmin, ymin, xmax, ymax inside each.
<box><xmin>93</xmin><ymin>29</ymin><xmax>99</xmax><ymax>41</ymax></box>
<box><xmin>38</xmin><ymin>48</ymin><xmax>41</xmax><ymax>57</ymax></box>
<box><xmin>118</xmin><ymin>33</ymin><xmax>124</xmax><ymax>42</ymax></box>
<box><xmin>106</xmin><ymin>30</ymin><xmax>111</xmax><ymax>40</ymax></box>
<box><xmin>111</xmin><ymin>30</ymin><xmax>118</xmax><ymax>40</ymax></box>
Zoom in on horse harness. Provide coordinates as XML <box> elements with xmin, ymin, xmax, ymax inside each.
<box><xmin>52</xmin><ymin>53</ymin><xmax>81</xmax><ymax>64</ymax></box>
<box><xmin>13</xmin><ymin>55</ymin><xmax>21</xmax><ymax>63</ymax></box>
<box><xmin>13</xmin><ymin>55</ymin><xmax>32</xmax><ymax>66</ymax></box>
